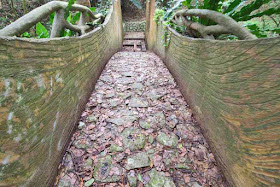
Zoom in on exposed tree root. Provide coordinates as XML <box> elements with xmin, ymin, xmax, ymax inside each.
<box><xmin>0</xmin><ymin>1</ymin><xmax>104</xmax><ymax>38</ymax></box>
<box><xmin>171</xmin><ymin>9</ymin><xmax>257</xmax><ymax>40</ymax></box>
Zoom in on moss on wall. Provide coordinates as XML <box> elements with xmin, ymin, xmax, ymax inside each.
<box><xmin>146</xmin><ymin>0</ymin><xmax>280</xmax><ymax>186</ymax></box>
<box><xmin>0</xmin><ymin>1</ymin><xmax>123</xmax><ymax>186</ymax></box>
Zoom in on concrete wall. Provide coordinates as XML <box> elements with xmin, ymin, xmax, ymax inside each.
<box><xmin>0</xmin><ymin>0</ymin><xmax>123</xmax><ymax>186</ymax></box>
<box><xmin>146</xmin><ymin>0</ymin><xmax>280</xmax><ymax>186</ymax></box>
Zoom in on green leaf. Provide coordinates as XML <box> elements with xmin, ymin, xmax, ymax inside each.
<box><xmin>89</xmin><ymin>7</ymin><xmax>96</xmax><ymax>12</ymax></box>
<box><xmin>182</xmin><ymin>0</ymin><xmax>193</xmax><ymax>8</ymax></box>
<box><xmin>21</xmin><ymin>32</ymin><xmax>31</xmax><ymax>38</ymax></box>
<box><xmin>66</xmin><ymin>14</ymin><xmax>71</xmax><ymax>23</ymax></box>
<box><xmin>129</xmin><ymin>0</ymin><xmax>142</xmax><ymax>9</ymax></box>
<box><xmin>224</xmin><ymin>0</ymin><xmax>244</xmax><ymax>15</ymax></box>
<box><xmin>245</xmin><ymin>23</ymin><xmax>267</xmax><ymax>38</ymax></box>
<box><xmin>36</xmin><ymin>22</ymin><xmax>49</xmax><ymax>38</ymax></box>
<box><xmin>138</xmin><ymin>174</ymin><xmax>142</xmax><ymax>182</ymax></box>
<box><xmin>65</xmin><ymin>0</ymin><xmax>77</xmax><ymax>19</ymax></box>
<box><xmin>235</xmin><ymin>7</ymin><xmax>280</xmax><ymax>21</ymax></box>
<box><xmin>49</xmin><ymin>12</ymin><xmax>55</xmax><ymax>25</ymax></box>
<box><xmin>71</xmin><ymin>12</ymin><xmax>81</xmax><ymax>24</ymax></box>
<box><xmin>163</xmin><ymin>0</ymin><xmax>185</xmax><ymax>20</ymax></box>
<box><xmin>231</xmin><ymin>0</ymin><xmax>272</xmax><ymax>20</ymax></box>
<box><xmin>85</xmin><ymin>178</ymin><xmax>94</xmax><ymax>187</ymax></box>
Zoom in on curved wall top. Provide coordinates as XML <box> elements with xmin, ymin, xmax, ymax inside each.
<box><xmin>0</xmin><ymin>0</ymin><xmax>123</xmax><ymax>186</ymax></box>
<box><xmin>146</xmin><ymin>0</ymin><xmax>280</xmax><ymax>186</ymax></box>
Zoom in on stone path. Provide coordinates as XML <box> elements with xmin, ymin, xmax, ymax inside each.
<box><xmin>56</xmin><ymin>51</ymin><xmax>227</xmax><ymax>187</ymax></box>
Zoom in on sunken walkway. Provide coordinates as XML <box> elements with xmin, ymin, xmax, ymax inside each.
<box><xmin>55</xmin><ymin>49</ymin><xmax>227</xmax><ymax>186</ymax></box>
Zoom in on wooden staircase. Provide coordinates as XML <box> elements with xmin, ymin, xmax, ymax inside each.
<box><xmin>123</xmin><ymin>32</ymin><xmax>146</xmax><ymax>52</ymax></box>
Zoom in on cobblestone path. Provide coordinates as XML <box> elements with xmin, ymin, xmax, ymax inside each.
<box><xmin>56</xmin><ymin>51</ymin><xmax>227</xmax><ymax>187</ymax></box>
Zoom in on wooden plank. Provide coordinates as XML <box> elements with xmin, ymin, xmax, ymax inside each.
<box><xmin>124</xmin><ymin>32</ymin><xmax>145</xmax><ymax>40</ymax></box>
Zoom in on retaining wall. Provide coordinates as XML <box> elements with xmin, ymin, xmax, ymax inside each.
<box><xmin>0</xmin><ymin>0</ymin><xmax>123</xmax><ymax>186</ymax></box>
<box><xmin>146</xmin><ymin>0</ymin><xmax>280</xmax><ymax>186</ymax></box>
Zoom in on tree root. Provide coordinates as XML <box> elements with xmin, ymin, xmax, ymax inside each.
<box><xmin>0</xmin><ymin>1</ymin><xmax>104</xmax><ymax>38</ymax></box>
<box><xmin>171</xmin><ymin>9</ymin><xmax>257</xmax><ymax>40</ymax></box>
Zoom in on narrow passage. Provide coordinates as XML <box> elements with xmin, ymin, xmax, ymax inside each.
<box><xmin>56</xmin><ymin>49</ymin><xmax>227</xmax><ymax>186</ymax></box>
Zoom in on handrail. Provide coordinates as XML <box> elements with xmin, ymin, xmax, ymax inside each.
<box><xmin>0</xmin><ymin>1</ymin><xmax>104</xmax><ymax>38</ymax></box>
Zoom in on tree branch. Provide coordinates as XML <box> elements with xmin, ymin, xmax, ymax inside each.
<box><xmin>0</xmin><ymin>1</ymin><xmax>104</xmax><ymax>37</ymax></box>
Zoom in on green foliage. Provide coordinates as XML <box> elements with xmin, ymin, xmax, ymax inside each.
<box><xmin>71</xmin><ymin>12</ymin><xmax>81</xmax><ymax>24</ymax></box>
<box><xmin>154</xmin><ymin>9</ymin><xmax>165</xmax><ymax>23</ymax></box>
<box><xmin>50</xmin><ymin>12</ymin><xmax>55</xmax><ymax>25</ymax></box>
<box><xmin>65</xmin><ymin>0</ymin><xmax>77</xmax><ymax>19</ymax></box>
<box><xmin>163</xmin><ymin>0</ymin><xmax>185</xmax><ymax>20</ymax></box>
<box><xmin>234</xmin><ymin>7</ymin><xmax>280</xmax><ymax>21</ymax></box>
<box><xmin>129</xmin><ymin>0</ymin><xmax>142</xmax><ymax>9</ymax></box>
<box><xmin>21</xmin><ymin>32</ymin><xmax>31</xmax><ymax>38</ymax></box>
<box><xmin>156</xmin><ymin>0</ymin><xmax>280</xmax><ymax>39</ymax></box>
<box><xmin>161</xmin><ymin>25</ymin><xmax>171</xmax><ymax>47</ymax></box>
<box><xmin>36</xmin><ymin>22</ymin><xmax>49</xmax><ymax>38</ymax></box>
<box><xmin>244</xmin><ymin>23</ymin><xmax>268</xmax><ymax>37</ymax></box>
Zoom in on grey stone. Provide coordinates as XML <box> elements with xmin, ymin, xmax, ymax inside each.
<box><xmin>93</xmin><ymin>155</ymin><xmax>112</xmax><ymax>182</ymax></box>
<box><xmin>153</xmin><ymin>112</ymin><xmax>165</xmax><ymax>128</ymax></box>
<box><xmin>148</xmin><ymin>90</ymin><xmax>164</xmax><ymax>101</ymax></box>
<box><xmin>107</xmin><ymin>115</ymin><xmax>137</xmax><ymax>126</ymax></box>
<box><xmin>100</xmin><ymin>75</ymin><xmax>113</xmax><ymax>83</ymax></box>
<box><xmin>122</xmin><ymin>72</ymin><xmax>135</xmax><ymax>77</ymax></box>
<box><xmin>129</xmin><ymin>97</ymin><xmax>149</xmax><ymax>108</ymax></box>
<box><xmin>125</xmin><ymin>152</ymin><xmax>150</xmax><ymax>170</ymax></box>
<box><xmin>104</xmin><ymin>92</ymin><xmax>115</xmax><ymax>98</ymax></box>
<box><xmin>156</xmin><ymin>132</ymin><xmax>178</xmax><ymax>148</ymax></box>
<box><xmin>78</xmin><ymin>122</ymin><xmax>85</xmax><ymax>130</ymax></box>
<box><xmin>139</xmin><ymin>119</ymin><xmax>153</xmax><ymax>129</ymax></box>
<box><xmin>110</xmin><ymin>144</ymin><xmax>124</xmax><ymax>152</ymax></box>
<box><xmin>73</xmin><ymin>139</ymin><xmax>88</xmax><ymax>149</ymax></box>
<box><xmin>93</xmin><ymin>155</ymin><xmax>121</xmax><ymax>183</ymax></box>
<box><xmin>148</xmin><ymin>134</ymin><xmax>154</xmax><ymax>144</ymax></box>
<box><xmin>127</xmin><ymin>171</ymin><xmax>137</xmax><ymax>187</ymax></box>
<box><xmin>175</xmin><ymin>124</ymin><xmax>189</xmax><ymax>139</ymax></box>
<box><xmin>147</xmin><ymin>169</ymin><xmax>175</xmax><ymax>187</ymax></box>
<box><xmin>121</xmin><ymin>127</ymin><xmax>145</xmax><ymax>151</ymax></box>
<box><xmin>188</xmin><ymin>182</ymin><xmax>202</xmax><ymax>187</ymax></box>
<box><xmin>109</xmin><ymin>99</ymin><xmax>119</xmax><ymax>107</ymax></box>
<box><xmin>166</xmin><ymin>115</ymin><xmax>178</xmax><ymax>129</ymax></box>
<box><xmin>87</xmin><ymin>115</ymin><xmax>97</xmax><ymax>122</ymax></box>
<box><xmin>132</xmin><ymin>82</ymin><xmax>144</xmax><ymax>90</ymax></box>
<box><xmin>116</xmin><ymin>77</ymin><xmax>134</xmax><ymax>84</ymax></box>
<box><xmin>175</xmin><ymin>163</ymin><xmax>190</xmax><ymax>169</ymax></box>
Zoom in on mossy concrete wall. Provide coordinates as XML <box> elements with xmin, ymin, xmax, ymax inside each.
<box><xmin>124</xmin><ymin>21</ymin><xmax>146</xmax><ymax>32</ymax></box>
<box><xmin>0</xmin><ymin>0</ymin><xmax>123</xmax><ymax>186</ymax></box>
<box><xmin>146</xmin><ymin>0</ymin><xmax>280</xmax><ymax>186</ymax></box>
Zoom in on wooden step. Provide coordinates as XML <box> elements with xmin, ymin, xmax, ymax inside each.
<box><xmin>123</xmin><ymin>40</ymin><xmax>142</xmax><ymax>46</ymax></box>
<box><xmin>124</xmin><ymin>32</ymin><xmax>145</xmax><ymax>40</ymax></box>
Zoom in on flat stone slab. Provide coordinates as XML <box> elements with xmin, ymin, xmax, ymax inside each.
<box><xmin>147</xmin><ymin>169</ymin><xmax>176</xmax><ymax>187</ymax></box>
<box><xmin>121</xmin><ymin>127</ymin><xmax>145</xmax><ymax>151</ymax></box>
<box><xmin>107</xmin><ymin>115</ymin><xmax>137</xmax><ymax>126</ymax></box>
<box><xmin>125</xmin><ymin>152</ymin><xmax>150</xmax><ymax>170</ymax></box>
<box><xmin>129</xmin><ymin>97</ymin><xmax>148</xmax><ymax>108</ymax></box>
<box><xmin>93</xmin><ymin>155</ymin><xmax>121</xmax><ymax>182</ymax></box>
<box><xmin>156</xmin><ymin>131</ymin><xmax>178</xmax><ymax>148</ymax></box>
<box><xmin>116</xmin><ymin>77</ymin><xmax>134</xmax><ymax>84</ymax></box>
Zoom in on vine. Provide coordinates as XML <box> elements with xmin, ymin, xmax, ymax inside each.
<box><xmin>161</xmin><ymin>25</ymin><xmax>171</xmax><ymax>47</ymax></box>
